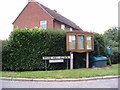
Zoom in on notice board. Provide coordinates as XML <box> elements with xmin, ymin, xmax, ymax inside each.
<box><xmin>66</xmin><ymin>31</ymin><xmax>94</xmax><ymax>53</ymax></box>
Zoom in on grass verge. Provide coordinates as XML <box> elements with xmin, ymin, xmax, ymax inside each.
<box><xmin>1</xmin><ymin>64</ymin><xmax>119</xmax><ymax>79</ymax></box>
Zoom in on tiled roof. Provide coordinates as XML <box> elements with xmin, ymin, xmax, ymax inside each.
<box><xmin>37</xmin><ymin>2</ymin><xmax>82</xmax><ymax>30</ymax></box>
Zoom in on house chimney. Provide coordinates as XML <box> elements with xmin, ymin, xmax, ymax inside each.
<box><xmin>53</xmin><ymin>10</ymin><xmax>57</xmax><ymax>13</ymax></box>
<box><xmin>28</xmin><ymin>0</ymin><xmax>35</xmax><ymax>2</ymax></box>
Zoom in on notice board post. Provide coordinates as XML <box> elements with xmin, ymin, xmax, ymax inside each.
<box><xmin>70</xmin><ymin>52</ymin><xmax>73</xmax><ymax>69</ymax></box>
<box><xmin>86</xmin><ymin>52</ymin><xmax>89</xmax><ymax>68</ymax></box>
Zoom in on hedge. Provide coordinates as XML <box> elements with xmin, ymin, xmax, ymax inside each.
<box><xmin>110</xmin><ymin>47</ymin><xmax>120</xmax><ymax>64</ymax></box>
<box><xmin>2</xmin><ymin>29</ymin><xmax>69</xmax><ymax>71</ymax></box>
<box><xmin>2</xmin><ymin>29</ymin><xmax>106</xmax><ymax>71</ymax></box>
<box><xmin>90</xmin><ymin>33</ymin><xmax>106</xmax><ymax>56</ymax></box>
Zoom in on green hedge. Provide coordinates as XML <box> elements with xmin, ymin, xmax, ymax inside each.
<box><xmin>2</xmin><ymin>29</ymin><xmax>69</xmax><ymax>71</ymax></box>
<box><xmin>90</xmin><ymin>33</ymin><xmax>106</xmax><ymax>56</ymax></box>
<box><xmin>110</xmin><ymin>47</ymin><xmax>120</xmax><ymax>64</ymax></box>
<box><xmin>2</xmin><ymin>29</ymin><xmax>106</xmax><ymax>71</ymax></box>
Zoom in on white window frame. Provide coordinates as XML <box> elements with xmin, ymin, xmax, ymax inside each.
<box><xmin>61</xmin><ymin>24</ymin><xmax>65</xmax><ymax>30</ymax></box>
<box><xmin>40</xmin><ymin>21</ymin><xmax>47</xmax><ymax>29</ymax></box>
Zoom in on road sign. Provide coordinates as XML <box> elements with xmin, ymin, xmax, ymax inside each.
<box><xmin>49</xmin><ymin>59</ymin><xmax>64</xmax><ymax>63</ymax></box>
<box><xmin>42</xmin><ymin>56</ymin><xmax>70</xmax><ymax>60</ymax></box>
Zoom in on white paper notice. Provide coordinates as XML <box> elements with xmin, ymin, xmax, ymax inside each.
<box><xmin>71</xmin><ymin>35</ymin><xmax>75</xmax><ymax>40</ymax></box>
<box><xmin>69</xmin><ymin>36</ymin><xmax>72</xmax><ymax>42</ymax></box>
<box><xmin>69</xmin><ymin>35</ymin><xmax>75</xmax><ymax>42</ymax></box>
<box><xmin>86</xmin><ymin>36</ymin><xmax>91</xmax><ymax>40</ymax></box>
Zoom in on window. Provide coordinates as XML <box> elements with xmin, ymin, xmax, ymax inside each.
<box><xmin>86</xmin><ymin>36</ymin><xmax>92</xmax><ymax>49</ymax></box>
<box><xmin>69</xmin><ymin>35</ymin><xmax>76</xmax><ymax>50</ymax></box>
<box><xmin>70</xmin><ymin>28</ymin><xmax>73</xmax><ymax>31</ymax></box>
<box><xmin>61</xmin><ymin>24</ymin><xmax>65</xmax><ymax>30</ymax></box>
<box><xmin>78</xmin><ymin>35</ymin><xmax>84</xmax><ymax>50</ymax></box>
<box><xmin>40</xmin><ymin>21</ymin><xmax>47</xmax><ymax>29</ymax></box>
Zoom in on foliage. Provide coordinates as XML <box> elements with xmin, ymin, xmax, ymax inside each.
<box><xmin>103</xmin><ymin>28</ymin><xmax>119</xmax><ymax>64</ymax></box>
<box><xmin>0</xmin><ymin>40</ymin><xmax>2</xmax><ymax>69</ymax></box>
<box><xmin>104</xmin><ymin>29</ymin><xmax>118</xmax><ymax>47</ymax></box>
<box><xmin>90</xmin><ymin>32</ymin><xmax>106</xmax><ymax>56</ymax></box>
<box><xmin>0</xmin><ymin>40</ymin><xmax>9</xmax><ymax>69</ymax></box>
<box><xmin>2</xmin><ymin>29</ymin><xmax>69</xmax><ymax>71</ymax></box>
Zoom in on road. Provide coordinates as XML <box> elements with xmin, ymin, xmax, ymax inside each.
<box><xmin>1</xmin><ymin>78</ymin><xmax>119</xmax><ymax>88</ymax></box>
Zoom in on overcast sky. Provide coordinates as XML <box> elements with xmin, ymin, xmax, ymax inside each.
<box><xmin>0</xmin><ymin>0</ymin><xmax>119</xmax><ymax>40</ymax></box>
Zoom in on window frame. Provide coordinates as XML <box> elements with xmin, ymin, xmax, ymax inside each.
<box><xmin>40</xmin><ymin>21</ymin><xmax>47</xmax><ymax>29</ymax></box>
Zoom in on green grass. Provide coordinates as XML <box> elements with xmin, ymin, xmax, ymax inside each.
<box><xmin>1</xmin><ymin>64</ymin><xmax>119</xmax><ymax>79</ymax></box>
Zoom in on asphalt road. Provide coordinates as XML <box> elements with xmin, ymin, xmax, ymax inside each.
<box><xmin>1</xmin><ymin>78</ymin><xmax>119</xmax><ymax>88</ymax></box>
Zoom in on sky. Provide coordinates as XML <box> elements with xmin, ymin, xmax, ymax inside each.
<box><xmin>0</xmin><ymin>0</ymin><xmax>119</xmax><ymax>40</ymax></box>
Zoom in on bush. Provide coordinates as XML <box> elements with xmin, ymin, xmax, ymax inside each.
<box><xmin>110</xmin><ymin>47</ymin><xmax>119</xmax><ymax>64</ymax></box>
<box><xmin>2</xmin><ymin>29</ymin><xmax>69</xmax><ymax>71</ymax></box>
<box><xmin>103</xmin><ymin>28</ymin><xmax>119</xmax><ymax>64</ymax></box>
<box><xmin>90</xmin><ymin>33</ymin><xmax>106</xmax><ymax>56</ymax></box>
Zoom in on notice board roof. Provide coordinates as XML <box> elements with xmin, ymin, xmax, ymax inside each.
<box><xmin>66</xmin><ymin>31</ymin><xmax>93</xmax><ymax>35</ymax></box>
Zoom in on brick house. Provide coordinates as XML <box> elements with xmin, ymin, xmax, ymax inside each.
<box><xmin>13</xmin><ymin>0</ymin><xmax>82</xmax><ymax>31</ymax></box>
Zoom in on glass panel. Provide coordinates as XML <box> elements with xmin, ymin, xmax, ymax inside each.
<box><xmin>40</xmin><ymin>21</ymin><xmax>47</xmax><ymax>29</ymax></box>
<box><xmin>69</xmin><ymin>35</ymin><xmax>76</xmax><ymax>50</ymax></box>
<box><xmin>78</xmin><ymin>35</ymin><xmax>84</xmax><ymax>50</ymax></box>
<box><xmin>86</xmin><ymin>36</ymin><xmax>92</xmax><ymax>49</ymax></box>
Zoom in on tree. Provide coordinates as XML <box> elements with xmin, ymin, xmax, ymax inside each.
<box><xmin>103</xmin><ymin>27</ymin><xmax>119</xmax><ymax>64</ymax></box>
<box><xmin>103</xmin><ymin>28</ymin><xmax>118</xmax><ymax>47</ymax></box>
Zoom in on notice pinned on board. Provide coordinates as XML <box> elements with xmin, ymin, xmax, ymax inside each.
<box><xmin>86</xmin><ymin>36</ymin><xmax>91</xmax><ymax>40</ymax></box>
<box><xmin>79</xmin><ymin>35</ymin><xmax>84</xmax><ymax>40</ymax></box>
<box><xmin>69</xmin><ymin>35</ymin><xmax>75</xmax><ymax>42</ymax></box>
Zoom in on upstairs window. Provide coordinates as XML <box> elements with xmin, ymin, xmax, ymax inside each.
<box><xmin>61</xmin><ymin>24</ymin><xmax>65</xmax><ymax>30</ymax></box>
<box><xmin>40</xmin><ymin>21</ymin><xmax>47</xmax><ymax>29</ymax></box>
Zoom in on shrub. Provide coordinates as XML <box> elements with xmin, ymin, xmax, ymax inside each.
<box><xmin>90</xmin><ymin>33</ymin><xmax>106</xmax><ymax>56</ymax></box>
<box><xmin>110</xmin><ymin>47</ymin><xmax>119</xmax><ymax>64</ymax></box>
<box><xmin>2</xmin><ymin>29</ymin><xmax>69</xmax><ymax>71</ymax></box>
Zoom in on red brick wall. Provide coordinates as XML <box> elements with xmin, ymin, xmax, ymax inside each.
<box><xmin>53</xmin><ymin>20</ymin><xmax>71</xmax><ymax>31</ymax></box>
<box><xmin>13</xmin><ymin>2</ymin><xmax>53</xmax><ymax>29</ymax></box>
<box><xmin>53</xmin><ymin>20</ymin><xmax>61</xmax><ymax>29</ymax></box>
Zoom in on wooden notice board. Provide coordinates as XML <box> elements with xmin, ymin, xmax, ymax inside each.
<box><xmin>66</xmin><ymin>31</ymin><xmax>94</xmax><ymax>53</ymax></box>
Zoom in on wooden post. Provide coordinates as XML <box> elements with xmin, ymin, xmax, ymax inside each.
<box><xmin>86</xmin><ymin>52</ymin><xmax>89</xmax><ymax>68</ymax></box>
<box><xmin>45</xmin><ymin>60</ymin><xmax>47</xmax><ymax>71</ymax></box>
<box><xmin>107</xmin><ymin>55</ymin><xmax>112</xmax><ymax>66</ymax></box>
<box><xmin>70</xmin><ymin>52</ymin><xmax>73</xmax><ymax>69</ymax></box>
<box><xmin>66</xmin><ymin>59</ymin><xmax>69</xmax><ymax>70</ymax></box>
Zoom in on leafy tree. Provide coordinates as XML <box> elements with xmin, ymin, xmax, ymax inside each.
<box><xmin>103</xmin><ymin>27</ymin><xmax>119</xmax><ymax>64</ymax></box>
<box><xmin>103</xmin><ymin>28</ymin><xmax>118</xmax><ymax>47</ymax></box>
